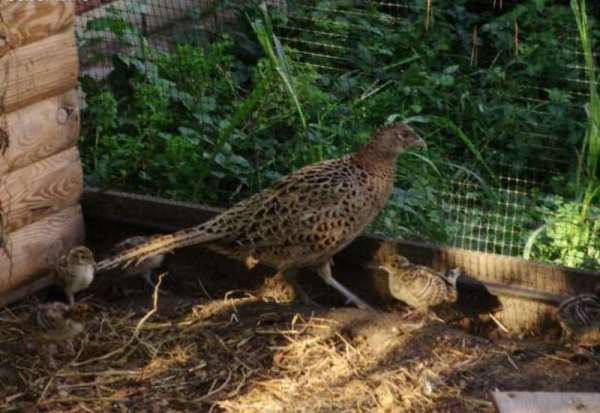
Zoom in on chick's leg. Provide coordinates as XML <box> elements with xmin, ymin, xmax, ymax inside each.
<box><xmin>66</xmin><ymin>292</ymin><xmax>75</xmax><ymax>306</ymax></box>
<box><xmin>314</xmin><ymin>261</ymin><xmax>371</xmax><ymax>310</ymax></box>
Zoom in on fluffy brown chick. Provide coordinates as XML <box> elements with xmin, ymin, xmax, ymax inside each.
<box><xmin>380</xmin><ymin>256</ymin><xmax>457</xmax><ymax>313</ymax></box>
<box><xmin>55</xmin><ymin>246</ymin><xmax>95</xmax><ymax>305</ymax></box>
<box><xmin>557</xmin><ymin>291</ymin><xmax>600</xmax><ymax>346</ymax></box>
<box><xmin>22</xmin><ymin>302</ymin><xmax>84</xmax><ymax>367</ymax></box>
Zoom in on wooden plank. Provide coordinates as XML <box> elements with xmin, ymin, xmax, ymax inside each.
<box><xmin>344</xmin><ymin>237</ymin><xmax>600</xmax><ymax>332</ymax></box>
<box><xmin>0</xmin><ymin>274</ymin><xmax>53</xmax><ymax>308</ymax></box>
<box><xmin>0</xmin><ymin>0</ymin><xmax>75</xmax><ymax>57</ymax></box>
<box><xmin>492</xmin><ymin>391</ymin><xmax>600</xmax><ymax>413</ymax></box>
<box><xmin>82</xmin><ymin>188</ymin><xmax>222</xmax><ymax>233</ymax></box>
<box><xmin>0</xmin><ymin>90</ymin><xmax>80</xmax><ymax>175</ymax></box>
<box><xmin>0</xmin><ymin>147</ymin><xmax>83</xmax><ymax>233</ymax></box>
<box><xmin>81</xmin><ymin>189</ymin><xmax>600</xmax><ymax>332</ymax></box>
<box><xmin>0</xmin><ymin>29</ymin><xmax>79</xmax><ymax>114</ymax></box>
<box><xmin>0</xmin><ymin>205</ymin><xmax>84</xmax><ymax>297</ymax></box>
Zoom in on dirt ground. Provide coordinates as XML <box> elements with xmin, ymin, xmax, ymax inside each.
<box><xmin>0</xmin><ymin>229</ymin><xmax>599</xmax><ymax>412</ymax></box>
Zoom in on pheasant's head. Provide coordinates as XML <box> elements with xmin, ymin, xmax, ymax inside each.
<box><xmin>68</xmin><ymin>246</ymin><xmax>95</xmax><ymax>266</ymax></box>
<box><xmin>369</xmin><ymin>122</ymin><xmax>426</xmax><ymax>159</ymax></box>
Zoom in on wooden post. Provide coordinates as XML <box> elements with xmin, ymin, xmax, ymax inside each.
<box><xmin>0</xmin><ymin>0</ymin><xmax>84</xmax><ymax>304</ymax></box>
<box><xmin>1</xmin><ymin>90</ymin><xmax>80</xmax><ymax>175</ymax></box>
<box><xmin>0</xmin><ymin>30</ymin><xmax>79</xmax><ymax>114</ymax></box>
<box><xmin>0</xmin><ymin>147</ymin><xmax>83</xmax><ymax>233</ymax></box>
<box><xmin>0</xmin><ymin>0</ymin><xmax>74</xmax><ymax>56</ymax></box>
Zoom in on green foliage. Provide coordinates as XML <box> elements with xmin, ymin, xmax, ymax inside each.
<box><xmin>524</xmin><ymin>195</ymin><xmax>600</xmax><ymax>270</ymax></box>
<box><xmin>80</xmin><ymin>1</ymin><xmax>598</xmax><ymax>266</ymax></box>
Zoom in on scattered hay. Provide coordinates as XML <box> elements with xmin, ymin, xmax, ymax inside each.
<box><xmin>0</xmin><ymin>279</ymin><xmax>598</xmax><ymax>412</ymax></box>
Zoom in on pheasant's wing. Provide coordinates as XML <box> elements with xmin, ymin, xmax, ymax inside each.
<box><xmin>96</xmin><ymin>157</ymin><xmax>376</xmax><ymax>271</ymax></box>
<box><xmin>209</xmin><ymin>157</ymin><xmax>375</xmax><ymax>250</ymax></box>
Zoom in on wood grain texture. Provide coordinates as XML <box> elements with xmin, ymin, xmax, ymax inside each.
<box><xmin>0</xmin><ymin>0</ymin><xmax>75</xmax><ymax>57</ymax></box>
<box><xmin>0</xmin><ymin>147</ymin><xmax>83</xmax><ymax>233</ymax></box>
<box><xmin>0</xmin><ymin>29</ymin><xmax>78</xmax><ymax>114</ymax></box>
<box><xmin>0</xmin><ymin>205</ymin><xmax>84</xmax><ymax>296</ymax></box>
<box><xmin>82</xmin><ymin>189</ymin><xmax>600</xmax><ymax>332</ymax></box>
<box><xmin>0</xmin><ymin>90</ymin><xmax>79</xmax><ymax>175</ymax></box>
<box><xmin>492</xmin><ymin>391</ymin><xmax>600</xmax><ymax>413</ymax></box>
<box><xmin>343</xmin><ymin>237</ymin><xmax>600</xmax><ymax>332</ymax></box>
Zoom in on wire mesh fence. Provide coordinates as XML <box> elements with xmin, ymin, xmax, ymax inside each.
<box><xmin>74</xmin><ymin>0</ymin><xmax>599</xmax><ymax>268</ymax></box>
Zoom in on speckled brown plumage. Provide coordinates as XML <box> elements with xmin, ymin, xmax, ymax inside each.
<box><xmin>368</xmin><ymin>243</ymin><xmax>457</xmax><ymax>312</ymax></box>
<box><xmin>95</xmin><ymin>123</ymin><xmax>425</xmax><ymax>308</ymax></box>
<box><xmin>111</xmin><ymin>235</ymin><xmax>166</xmax><ymax>289</ymax></box>
<box><xmin>24</xmin><ymin>302</ymin><xmax>84</xmax><ymax>342</ymax></box>
<box><xmin>557</xmin><ymin>293</ymin><xmax>600</xmax><ymax>345</ymax></box>
<box><xmin>55</xmin><ymin>246</ymin><xmax>95</xmax><ymax>305</ymax></box>
<box><xmin>20</xmin><ymin>302</ymin><xmax>84</xmax><ymax>367</ymax></box>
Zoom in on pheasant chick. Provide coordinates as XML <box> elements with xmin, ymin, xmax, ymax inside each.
<box><xmin>55</xmin><ymin>246</ymin><xmax>95</xmax><ymax>305</ymax></box>
<box><xmin>23</xmin><ymin>302</ymin><xmax>84</xmax><ymax>367</ymax></box>
<box><xmin>375</xmin><ymin>255</ymin><xmax>458</xmax><ymax>313</ymax></box>
<box><xmin>557</xmin><ymin>292</ymin><xmax>600</xmax><ymax>346</ymax></box>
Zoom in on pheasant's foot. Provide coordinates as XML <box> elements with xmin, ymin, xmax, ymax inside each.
<box><xmin>315</xmin><ymin>262</ymin><xmax>372</xmax><ymax>310</ymax></box>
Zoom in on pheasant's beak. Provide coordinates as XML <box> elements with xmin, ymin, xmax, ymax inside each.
<box><xmin>412</xmin><ymin>135</ymin><xmax>427</xmax><ymax>149</ymax></box>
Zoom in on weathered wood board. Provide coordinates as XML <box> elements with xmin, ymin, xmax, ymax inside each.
<box><xmin>0</xmin><ymin>147</ymin><xmax>83</xmax><ymax>233</ymax></box>
<box><xmin>0</xmin><ymin>0</ymin><xmax>75</xmax><ymax>57</ymax></box>
<box><xmin>82</xmin><ymin>189</ymin><xmax>600</xmax><ymax>332</ymax></box>
<box><xmin>0</xmin><ymin>205</ymin><xmax>84</xmax><ymax>297</ymax></box>
<box><xmin>492</xmin><ymin>391</ymin><xmax>600</xmax><ymax>413</ymax></box>
<box><xmin>343</xmin><ymin>236</ymin><xmax>600</xmax><ymax>332</ymax></box>
<box><xmin>0</xmin><ymin>29</ymin><xmax>78</xmax><ymax>114</ymax></box>
<box><xmin>0</xmin><ymin>90</ymin><xmax>80</xmax><ymax>175</ymax></box>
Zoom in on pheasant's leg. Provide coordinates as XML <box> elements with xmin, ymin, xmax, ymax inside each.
<box><xmin>314</xmin><ymin>261</ymin><xmax>372</xmax><ymax>310</ymax></box>
<box><xmin>284</xmin><ymin>270</ymin><xmax>318</xmax><ymax>306</ymax></box>
<box><xmin>67</xmin><ymin>292</ymin><xmax>75</xmax><ymax>306</ymax></box>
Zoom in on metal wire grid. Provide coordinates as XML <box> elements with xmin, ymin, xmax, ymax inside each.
<box><xmin>274</xmin><ymin>1</ymin><xmax>591</xmax><ymax>256</ymax></box>
<box><xmin>74</xmin><ymin>0</ymin><xmax>594</xmax><ymax>258</ymax></box>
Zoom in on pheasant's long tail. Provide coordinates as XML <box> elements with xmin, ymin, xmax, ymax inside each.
<box><xmin>95</xmin><ymin>225</ymin><xmax>225</xmax><ymax>272</ymax></box>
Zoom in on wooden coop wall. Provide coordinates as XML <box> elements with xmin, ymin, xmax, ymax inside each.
<box><xmin>0</xmin><ymin>1</ymin><xmax>84</xmax><ymax>299</ymax></box>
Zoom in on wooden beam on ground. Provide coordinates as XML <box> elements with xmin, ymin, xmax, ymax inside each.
<box><xmin>341</xmin><ymin>237</ymin><xmax>600</xmax><ymax>332</ymax></box>
<box><xmin>492</xmin><ymin>391</ymin><xmax>600</xmax><ymax>413</ymax></box>
<box><xmin>81</xmin><ymin>189</ymin><xmax>600</xmax><ymax>331</ymax></box>
<box><xmin>0</xmin><ymin>205</ymin><xmax>85</xmax><ymax>298</ymax></box>
<box><xmin>0</xmin><ymin>147</ymin><xmax>83</xmax><ymax>233</ymax></box>
<box><xmin>0</xmin><ymin>0</ymin><xmax>74</xmax><ymax>57</ymax></box>
<box><xmin>0</xmin><ymin>29</ymin><xmax>79</xmax><ymax>114</ymax></box>
<box><xmin>1</xmin><ymin>90</ymin><xmax>80</xmax><ymax>175</ymax></box>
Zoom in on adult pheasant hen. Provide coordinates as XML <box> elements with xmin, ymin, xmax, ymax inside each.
<box><xmin>95</xmin><ymin>123</ymin><xmax>425</xmax><ymax>308</ymax></box>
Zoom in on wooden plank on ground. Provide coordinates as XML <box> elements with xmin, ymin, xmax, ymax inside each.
<box><xmin>0</xmin><ymin>205</ymin><xmax>84</xmax><ymax>296</ymax></box>
<box><xmin>342</xmin><ymin>236</ymin><xmax>600</xmax><ymax>332</ymax></box>
<box><xmin>81</xmin><ymin>189</ymin><xmax>600</xmax><ymax>332</ymax></box>
<box><xmin>0</xmin><ymin>147</ymin><xmax>83</xmax><ymax>233</ymax></box>
<box><xmin>1</xmin><ymin>90</ymin><xmax>80</xmax><ymax>175</ymax></box>
<box><xmin>492</xmin><ymin>391</ymin><xmax>600</xmax><ymax>413</ymax></box>
<box><xmin>0</xmin><ymin>29</ymin><xmax>79</xmax><ymax>114</ymax></box>
<box><xmin>0</xmin><ymin>0</ymin><xmax>74</xmax><ymax>57</ymax></box>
